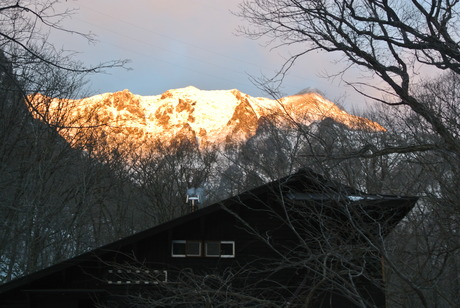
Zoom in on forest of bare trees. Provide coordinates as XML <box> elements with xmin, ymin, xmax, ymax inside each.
<box><xmin>235</xmin><ymin>1</ymin><xmax>460</xmax><ymax>307</ymax></box>
<box><xmin>0</xmin><ymin>0</ymin><xmax>134</xmax><ymax>281</ymax></box>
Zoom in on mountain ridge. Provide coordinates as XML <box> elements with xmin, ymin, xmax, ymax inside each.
<box><xmin>28</xmin><ymin>86</ymin><xmax>385</xmax><ymax>155</ymax></box>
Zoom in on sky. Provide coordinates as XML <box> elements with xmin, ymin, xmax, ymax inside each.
<box><xmin>54</xmin><ymin>0</ymin><xmax>370</xmax><ymax>110</ymax></box>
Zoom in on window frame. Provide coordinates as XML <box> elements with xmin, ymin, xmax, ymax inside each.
<box><xmin>171</xmin><ymin>240</ymin><xmax>202</xmax><ymax>257</ymax></box>
<box><xmin>219</xmin><ymin>241</ymin><xmax>235</xmax><ymax>258</ymax></box>
<box><xmin>204</xmin><ymin>241</ymin><xmax>235</xmax><ymax>258</ymax></box>
<box><xmin>205</xmin><ymin>241</ymin><xmax>221</xmax><ymax>257</ymax></box>
<box><xmin>172</xmin><ymin>240</ymin><xmax>235</xmax><ymax>258</ymax></box>
<box><xmin>171</xmin><ymin>240</ymin><xmax>186</xmax><ymax>257</ymax></box>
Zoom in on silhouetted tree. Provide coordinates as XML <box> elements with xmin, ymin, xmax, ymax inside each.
<box><xmin>0</xmin><ymin>0</ymin><xmax>128</xmax><ymax>282</ymax></box>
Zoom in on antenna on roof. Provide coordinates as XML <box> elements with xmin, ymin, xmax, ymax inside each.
<box><xmin>186</xmin><ymin>187</ymin><xmax>204</xmax><ymax>212</ymax></box>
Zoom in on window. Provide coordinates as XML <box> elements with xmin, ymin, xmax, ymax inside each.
<box><xmin>172</xmin><ymin>240</ymin><xmax>235</xmax><ymax>258</ymax></box>
<box><xmin>172</xmin><ymin>240</ymin><xmax>201</xmax><ymax>257</ymax></box>
<box><xmin>172</xmin><ymin>240</ymin><xmax>186</xmax><ymax>257</ymax></box>
<box><xmin>220</xmin><ymin>241</ymin><xmax>235</xmax><ymax>258</ymax></box>
<box><xmin>186</xmin><ymin>241</ymin><xmax>201</xmax><ymax>256</ymax></box>
<box><xmin>205</xmin><ymin>241</ymin><xmax>235</xmax><ymax>258</ymax></box>
<box><xmin>205</xmin><ymin>241</ymin><xmax>220</xmax><ymax>257</ymax></box>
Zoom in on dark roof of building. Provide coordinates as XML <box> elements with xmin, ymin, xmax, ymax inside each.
<box><xmin>0</xmin><ymin>168</ymin><xmax>417</xmax><ymax>294</ymax></box>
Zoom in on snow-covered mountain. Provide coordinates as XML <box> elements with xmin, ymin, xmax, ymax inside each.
<box><xmin>29</xmin><ymin>86</ymin><xmax>384</xmax><ymax>155</ymax></box>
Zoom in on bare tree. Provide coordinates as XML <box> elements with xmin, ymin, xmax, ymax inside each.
<box><xmin>0</xmin><ymin>1</ymin><xmax>131</xmax><ymax>282</ymax></box>
<box><xmin>238</xmin><ymin>0</ymin><xmax>459</xmax><ymax>155</ymax></box>
<box><xmin>235</xmin><ymin>2</ymin><xmax>460</xmax><ymax>306</ymax></box>
<box><xmin>0</xmin><ymin>1</ymin><xmax>125</xmax><ymax>72</ymax></box>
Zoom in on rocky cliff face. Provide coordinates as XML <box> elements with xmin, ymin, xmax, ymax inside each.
<box><xmin>28</xmin><ymin>86</ymin><xmax>385</xmax><ymax>156</ymax></box>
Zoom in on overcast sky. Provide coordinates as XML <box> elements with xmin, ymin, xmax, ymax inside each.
<box><xmin>55</xmin><ymin>0</ymin><xmax>370</xmax><ymax>109</ymax></box>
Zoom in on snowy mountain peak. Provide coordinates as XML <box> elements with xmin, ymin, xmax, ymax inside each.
<box><xmin>28</xmin><ymin>87</ymin><xmax>385</xmax><ymax>155</ymax></box>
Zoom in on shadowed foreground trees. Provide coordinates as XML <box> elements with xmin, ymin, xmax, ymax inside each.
<box><xmin>0</xmin><ymin>66</ymin><xmax>146</xmax><ymax>281</ymax></box>
<box><xmin>0</xmin><ymin>0</ymin><xmax>130</xmax><ymax>282</ymax></box>
<box><xmin>237</xmin><ymin>1</ymin><xmax>460</xmax><ymax>307</ymax></box>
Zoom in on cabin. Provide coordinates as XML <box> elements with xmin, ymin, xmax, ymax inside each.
<box><xmin>0</xmin><ymin>168</ymin><xmax>417</xmax><ymax>307</ymax></box>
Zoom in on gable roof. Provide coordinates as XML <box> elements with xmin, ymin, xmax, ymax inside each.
<box><xmin>0</xmin><ymin>168</ymin><xmax>417</xmax><ymax>294</ymax></box>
